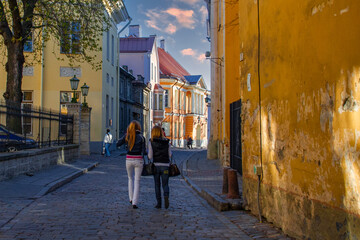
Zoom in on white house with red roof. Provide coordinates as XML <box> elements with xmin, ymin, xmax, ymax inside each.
<box><xmin>119</xmin><ymin>25</ymin><xmax>164</xmax><ymax>140</ymax></box>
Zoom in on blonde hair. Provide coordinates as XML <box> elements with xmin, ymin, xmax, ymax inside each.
<box><xmin>126</xmin><ymin>120</ymin><xmax>141</xmax><ymax>151</ymax></box>
<box><xmin>151</xmin><ymin>125</ymin><xmax>163</xmax><ymax>141</ymax></box>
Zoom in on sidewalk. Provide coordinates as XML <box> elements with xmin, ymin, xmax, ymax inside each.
<box><xmin>182</xmin><ymin>150</ymin><xmax>242</xmax><ymax>211</ymax></box>
<box><xmin>182</xmin><ymin>150</ymin><xmax>294</xmax><ymax>240</ymax></box>
<box><xmin>0</xmin><ymin>153</ymin><xmax>107</xmax><ymax>230</ymax></box>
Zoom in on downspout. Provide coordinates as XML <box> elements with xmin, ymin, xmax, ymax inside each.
<box><xmin>256</xmin><ymin>0</ymin><xmax>263</xmax><ymax>223</ymax></box>
<box><xmin>40</xmin><ymin>25</ymin><xmax>45</xmax><ymax>109</ymax></box>
<box><xmin>116</xmin><ymin>17</ymin><xmax>132</xmax><ymax>139</ymax></box>
<box><xmin>177</xmin><ymin>81</ymin><xmax>186</xmax><ymax>147</ymax></box>
<box><xmin>170</xmin><ymin>78</ymin><xmax>178</xmax><ymax>145</ymax></box>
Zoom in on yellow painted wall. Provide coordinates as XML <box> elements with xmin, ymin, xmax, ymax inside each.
<box><xmin>211</xmin><ymin>0</ymin><xmax>360</xmax><ymax>238</ymax></box>
<box><xmin>160</xmin><ymin>78</ymin><xmax>208</xmax><ymax>147</ymax></box>
<box><xmin>0</xmin><ymin>29</ymin><xmax>109</xmax><ymax>146</ymax></box>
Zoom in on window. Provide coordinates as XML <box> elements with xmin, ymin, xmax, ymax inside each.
<box><xmin>127</xmin><ymin>82</ymin><xmax>131</xmax><ymax>99</ymax></box>
<box><xmin>154</xmin><ymin>66</ymin><xmax>157</xmax><ymax>81</ymax></box>
<box><xmin>154</xmin><ymin>93</ymin><xmax>158</xmax><ymax>110</ymax></box>
<box><xmin>175</xmin><ymin>90</ymin><xmax>179</xmax><ymax>109</ymax></box>
<box><xmin>151</xmin><ymin>63</ymin><xmax>153</xmax><ymax>80</ymax></box>
<box><xmin>111</xmin><ymin>35</ymin><xmax>114</xmax><ymax>65</ymax></box>
<box><xmin>21</xmin><ymin>91</ymin><xmax>33</xmax><ymax>135</ymax></box>
<box><xmin>174</xmin><ymin>123</ymin><xmax>178</xmax><ymax>138</ymax></box>
<box><xmin>165</xmin><ymin>90</ymin><xmax>169</xmax><ymax>107</ymax></box>
<box><xmin>159</xmin><ymin>94</ymin><xmax>163</xmax><ymax>110</ymax></box>
<box><xmin>111</xmin><ymin>97</ymin><xmax>114</xmax><ymax>127</ymax></box>
<box><xmin>106</xmin><ymin>95</ymin><xmax>109</xmax><ymax>127</ymax></box>
<box><xmin>24</xmin><ymin>32</ymin><xmax>33</xmax><ymax>52</ymax></box>
<box><xmin>111</xmin><ymin>76</ymin><xmax>114</xmax><ymax>86</ymax></box>
<box><xmin>183</xmin><ymin>93</ymin><xmax>186</xmax><ymax>110</ymax></box>
<box><xmin>120</xmin><ymin>78</ymin><xmax>124</xmax><ymax>96</ymax></box>
<box><xmin>60</xmin><ymin>21</ymin><xmax>81</xmax><ymax>54</ymax></box>
<box><xmin>106</xmin><ymin>73</ymin><xmax>109</xmax><ymax>83</ymax></box>
<box><xmin>106</xmin><ymin>31</ymin><xmax>109</xmax><ymax>61</ymax></box>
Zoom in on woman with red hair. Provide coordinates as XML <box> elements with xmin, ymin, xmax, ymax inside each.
<box><xmin>117</xmin><ymin>120</ymin><xmax>146</xmax><ymax>209</ymax></box>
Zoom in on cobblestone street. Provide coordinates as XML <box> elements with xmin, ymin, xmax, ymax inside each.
<box><xmin>0</xmin><ymin>150</ymin><xmax>290</xmax><ymax>239</ymax></box>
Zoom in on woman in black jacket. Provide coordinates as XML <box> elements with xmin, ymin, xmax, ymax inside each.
<box><xmin>117</xmin><ymin>120</ymin><xmax>146</xmax><ymax>209</ymax></box>
<box><xmin>148</xmin><ymin>125</ymin><xmax>172</xmax><ymax>209</ymax></box>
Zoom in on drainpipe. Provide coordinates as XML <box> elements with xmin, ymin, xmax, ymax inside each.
<box><xmin>177</xmin><ymin>81</ymin><xmax>186</xmax><ymax>146</ymax></box>
<box><xmin>40</xmin><ymin>25</ymin><xmax>45</xmax><ymax>109</ymax></box>
<box><xmin>170</xmin><ymin>78</ymin><xmax>178</xmax><ymax>146</ymax></box>
<box><xmin>116</xmin><ymin>17</ymin><xmax>132</xmax><ymax>139</ymax></box>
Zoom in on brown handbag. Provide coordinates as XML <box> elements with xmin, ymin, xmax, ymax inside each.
<box><xmin>169</xmin><ymin>156</ymin><xmax>180</xmax><ymax>177</ymax></box>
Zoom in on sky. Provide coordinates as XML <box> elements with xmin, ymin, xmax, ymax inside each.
<box><xmin>120</xmin><ymin>0</ymin><xmax>211</xmax><ymax>89</ymax></box>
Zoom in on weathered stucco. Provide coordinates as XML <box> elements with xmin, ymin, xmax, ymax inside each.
<box><xmin>211</xmin><ymin>0</ymin><xmax>360</xmax><ymax>238</ymax></box>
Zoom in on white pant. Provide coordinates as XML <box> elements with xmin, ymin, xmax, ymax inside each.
<box><xmin>126</xmin><ymin>159</ymin><xmax>143</xmax><ymax>205</ymax></box>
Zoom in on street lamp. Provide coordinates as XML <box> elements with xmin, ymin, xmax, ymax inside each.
<box><xmin>69</xmin><ymin>75</ymin><xmax>80</xmax><ymax>103</ymax></box>
<box><xmin>81</xmin><ymin>83</ymin><xmax>90</xmax><ymax>107</ymax></box>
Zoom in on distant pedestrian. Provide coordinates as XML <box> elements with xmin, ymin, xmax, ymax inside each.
<box><xmin>187</xmin><ymin>136</ymin><xmax>193</xmax><ymax>149</ymax></box>
<box><xmin>162</xmin><ymin>127</ymin><xmax>167</xmax><ymax>138</ymax></box>
<box><xmin>116</xmin><ymin>121</ymin><xmax>146</xmax><ymax>209</ymax></box>
<box><xmin>103</xmin><ymin>129</ymin><xmax>113</xmax><ymax>157</ymax></box>
<box><xmin>148</xmin><ymin>125</ymin><xmax>172</xmax><ymax>209</ymax></box>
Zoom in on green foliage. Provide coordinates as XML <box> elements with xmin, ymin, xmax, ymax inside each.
<box><xmin>0</xmin><ymin>0</ymin><xmax>117</xmax><ymax>70</ymax></box>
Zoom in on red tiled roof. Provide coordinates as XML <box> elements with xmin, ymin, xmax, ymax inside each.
<box><xmin>158</xmin><ymin>47</ymin><xmax>190</xmax><ymax>80</ymax></box>
<box><xmin>154</xmin><ymin>83</ymin><xmax>164</xmax><ymax>90</ymax></box>
<box><xmin>120</xmin><ymin>37</ymin><xmax>155</xmax><ymax>53</ymax></box>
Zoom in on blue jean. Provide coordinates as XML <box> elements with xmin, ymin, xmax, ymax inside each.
<box><xmin>105</xmin><ymin>143</ymin><xmax>111</xmax><ymax>157</ymax></box>
<box><xmin>153</xmin><ymin>166</ymin><xmax>170</xmax><ymax>201</ymax></box>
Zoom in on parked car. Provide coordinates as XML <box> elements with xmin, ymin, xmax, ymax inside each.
<box><xmin>0</xmin><ymin>124</ymin><xmax>36</xmax><ymax>152</ymax></box>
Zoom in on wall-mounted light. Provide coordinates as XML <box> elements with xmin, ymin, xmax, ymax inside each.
<box><xmin>205</xmin><ymin>51</ymin><xmax>223</xmax><ymax>66</ymax></box>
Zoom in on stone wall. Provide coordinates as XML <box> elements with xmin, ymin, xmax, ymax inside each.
<box><xmin>0</xmin><ymin>144</ymin><xmax>79</xmax><ymax>182</ymax></box>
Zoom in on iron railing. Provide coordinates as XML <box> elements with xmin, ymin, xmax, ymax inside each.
<box><xmin>0</xmin><ymin>100</ymin><xmax>74</xmax><ymax>153</ymax></box>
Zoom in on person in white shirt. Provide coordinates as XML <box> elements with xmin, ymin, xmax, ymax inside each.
<box><xmin>103</xmin><ymin>129</ymin><xmax>113</xmax><ymax>157</ymax></box>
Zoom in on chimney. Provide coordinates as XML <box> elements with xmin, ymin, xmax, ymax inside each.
<box><xmin>160</xmin><ymin>39</ymin><xmax>165</xmax><ymax>50</ymax></box>
<box><xmin>129</xmin><ymin>25</ymin><xmax>141</xmax><ymax>37</ymax></box>
<box><xmin>122</xmin><ymin>65</ymin><xmax>128</xmax><ymax>71</ymax></box>
<box><xmin>129</xmin><ymin>69</ymin><xmax>133</xmax><ymax>75</ymax></box>
<box><xmin>137</xmin><ymin>75</ymin><xmax>144</xmax><ymax>82</ymax></box>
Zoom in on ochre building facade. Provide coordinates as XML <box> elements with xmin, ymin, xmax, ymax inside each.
<box><xmin>207</xmin><ymin>0</ymin><xmax>360</xmax><ymax>238</ymax></box>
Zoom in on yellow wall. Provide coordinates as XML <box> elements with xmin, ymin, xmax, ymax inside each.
<box><xmin>212</xmin><ymin>0</ymin><xmax>360</xmax><ymax>238</ymax></box>
<box><xmin>0</xmin><ymin>30</ymin><xmax>109</xmax><ymax>145</ymax></box>
<box><xmin>160</xmin><ymin>78</ymin><xmax>208</xmax><ymax>147</ymax></box>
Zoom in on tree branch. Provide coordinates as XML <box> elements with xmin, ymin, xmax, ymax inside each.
<box><xmin>22</xmin><ymin>0</ymin><xmax>38</xmax><ymax>42</ymax></box>
<box><xmin>8</xmin><ymin>0</ymin><xmax>22</xmax><ymax>39</ymax></box>
<box><xmin>0</xmin><ymin>1</ymin><xmax>12</xmax><ymax>44</ymax></box>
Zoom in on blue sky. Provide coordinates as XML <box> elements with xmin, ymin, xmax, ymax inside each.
<box><xmin>121</xmin><ymin>0</ymin><xmax>211</xmax><ymax>89</ymax></box>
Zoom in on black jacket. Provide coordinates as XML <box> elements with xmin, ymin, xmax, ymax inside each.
<box><xmin>151</xmin><ymin>138</ymin><xmax>170</xmax><ymax>164</ymax></box>
<box><xmin>116</xmin><ymin>130</ymin><xmax>146</xmax><ymax>156</ymax></box>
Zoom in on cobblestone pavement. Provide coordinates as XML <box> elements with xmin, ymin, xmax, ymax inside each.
<box><xmin>0</xmin><ymin>149</ymin><xmax>293</xmax><ymax>239</ymax></box>
<box><xmin>0</xmin><ymin>150</ymin><xmax>249</xmax><ymax>239</ymax></box>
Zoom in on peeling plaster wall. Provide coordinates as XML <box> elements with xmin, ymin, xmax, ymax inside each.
<box><xmin>237</xmin><ymin>0</ymin><xmax>360</xmax><ymax>238</ymax></box>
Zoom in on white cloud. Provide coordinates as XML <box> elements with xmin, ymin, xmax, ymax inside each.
<box><xmin>181</xmin><ymin>48</ymin><xmax>206</xmax><ymax>63</ymax></box>
<box><xmin>165</xmin><ymin>23</ymin><xmax>177</xmax><ymax>34</ymax></box>
<box><xmin>165</xmin><ymin>8</ymin><xmax>195</xmax><ymax>29</ymax></box>
<box><xmin>199</xmin><ymin>6</ymin><xmax>208</xmax><ymax>24</ymax></box>
<box><xmin>144</xmin><ymin>7</ymin><xmax>196</xmax><ymax>35</ymax></box>
<box><xmin>178</xmin><ymin>0</ymin><xmax>202</xmax><ymax>5</ymax></box>
<box><xmin>181</xmin><ymin>48</ymin><xmax>196</xmax><ymax>56</ymax></box>
<box><xmin>197</xmin><ymin>54</ymin><xmax>206</xmax><ymax>63</ymax></box>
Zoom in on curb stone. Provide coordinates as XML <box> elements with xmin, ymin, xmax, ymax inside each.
<box><xmin>181</xmin><ymin>154</ymin><xmax>243</xmax><ymax>212</ymax></box>
<box><xmin>34</xmin><ymin>162</ymin><xmax>98</xmax><ymax>199</ymax></box>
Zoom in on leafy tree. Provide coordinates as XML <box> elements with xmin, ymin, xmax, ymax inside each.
<box><xmin>0</xmin><ymin>0</ymin><xmax>114</xmax><ymax>132</ymax></box>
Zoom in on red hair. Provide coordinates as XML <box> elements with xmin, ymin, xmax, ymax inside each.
<box><xmin>126</xmin><ymin>120</ymin><xmax>141</xmax><ymax>151</ymax></box>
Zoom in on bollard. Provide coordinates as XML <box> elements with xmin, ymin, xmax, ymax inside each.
<box><xmin>222</xmin><ymin>167</ymin><xmax>230</xmax><ymax>194</ymax></box>
<box><xmin>227</xmin><ymin>169</ymin><xmax>240</xmax><ymax>199</ymax></box>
